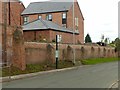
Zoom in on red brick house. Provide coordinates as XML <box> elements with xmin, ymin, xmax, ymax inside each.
<box><xmin>22</xmin><ymin>0</ymin><xmax>84</xmax><ymax>44</ymax></box>
<box><xmin>0</xmin><ymin>0</ymin><xmax>25</xmax><ymax>26</ymax></box>
<box><xmin>0</xmin><ymin>0</ymin><xmax>25</xmax><ymax>65</ymax></box>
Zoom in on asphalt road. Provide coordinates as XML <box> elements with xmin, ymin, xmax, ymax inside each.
<box><xmin>2</xmin><ymin>61</ymin><xmax>118</xmax><ymax>88</ymax></box>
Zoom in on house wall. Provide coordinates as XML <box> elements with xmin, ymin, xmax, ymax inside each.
<box><xmin>67</xmin><ymin>1</ymin><xmax>84</xmax><ymax>43</ymax></box>
<box><xmin>23</xmin><ymin>12</ymin><xmax>64</xmax><ymax>27</ymax></box>
<box><xmin>23</xmin><ymin>31</ymin><xmax>35</xmax><ymax>42</ymax></box>
<box><xmin>49</xmin><ymin>30</ymin><xmax>80</xmax><ymax>44</ymax></box>
<box><xmin>1</xmin><ymin>1</ymin><xmax>25</xmax><ymax>26</ymax></box>
<box><xmin>0</xmin><ymin>24</ymin><xmax>2</xmax><ymax>64</ymax></box>
<box><xmin>2</xmin><ymin>25</ymin><xmax>16</xmax><ymax>65</ymax></box>
<box><xmin>36</xmin><ymin>30</ymin><xmax>50</xmax><ymax>41</ymax></box>
<box><xmin>23</xmin><ymin>30</ymin><xmax>80</xmax><ymax>44</ymax></box>
<box><xmin>22</xmin><ymin>1</ymin><xmax>84</xmax><ymax>44</ymax></box>
<box><xmin>1</xmin><ymin>1</ymin><xmax>25</xmax><ymax>65</ymax></box>
<box><xmin>29</xmin><ymin>15</ymin><xmax>38</xmax><ymax>23</ymax></box>
<box><xmin>23</xmin><ymin>30</ymin><xmax>50</xmax><ymax>42</ymax></box>
<box><xmin>9</xmin><ymin>1</ymin><xmax>25</xmax><ymax>26</ymax></box>
<box><xmin>0</xmin><ymin>1</ymin><xmax>2</xmax><ymax>24</ymax></box>
<box><xmin>0</xmin><ymin>1</ymin><xmax>2</xmax><ymax>59</ymax></box>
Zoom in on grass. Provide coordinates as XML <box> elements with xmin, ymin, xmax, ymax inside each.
<box><xmin>1</xmin><ymin>60</ymin><xmax>74</xmax><ymax>77</ymax></box>
<box><xmin>81</xmin><ymin>57</ymin><xmax>119</xmax><ymax>65</ymax></box>
<box><xmin>1</xmin><ymin>57</ymin><xmax>119</xmax><ymax>77</ymax></box>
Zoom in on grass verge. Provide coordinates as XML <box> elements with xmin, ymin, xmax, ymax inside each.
<box><xmin>1</xmin><ymin>60</ymin><xmax>74</xmax><ymax>77</ymax></box>
<box><xmin>1</xmin><ymin>57</ymin><xmax>119</xmax><ymax>77</ymax></box>
<box><xmin>81</xmin><ymin>57</ymin><xmax>119</xmax><ymax>65</ymax></box>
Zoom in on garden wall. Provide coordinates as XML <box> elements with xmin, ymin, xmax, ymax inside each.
<box><xmin>25</xmin><ymin>42</ymin><xmax>117</xmax><ymax>64</ymax></box>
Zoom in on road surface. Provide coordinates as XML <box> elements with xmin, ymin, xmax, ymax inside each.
<box><xmin>2</xmin><ymin>61</ymin><xmax>118</xmax><ymax>88</ymax></box>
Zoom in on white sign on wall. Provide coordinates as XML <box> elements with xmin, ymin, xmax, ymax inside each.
<box><xmin>57</xmin><ymin>35</ymin><xmax>62</xmax><ymax>43</ymax></box>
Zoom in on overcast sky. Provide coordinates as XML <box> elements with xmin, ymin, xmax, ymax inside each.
<box><xmin>20</xmin><ymin>0</ymin><xmax>119</xmax><ymax>42</ymax></box>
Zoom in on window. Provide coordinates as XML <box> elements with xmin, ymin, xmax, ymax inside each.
<box><xmin>62</xmin><ymin>13</ymin><xmax>67</xmax><ymax>27</ymax></box>
<box><xmin>75</xmin><ymin>17</ymin><xmax>78</xmax><ymax>30</ymax></box>
<box><xmin>38</xmin><ymin>15</ymin><xmax>42</xmax><ymax>19</ymax></box>
<box><xmin>24</xmin><ymin>16</ymin><xmax>29</xmax><ymax>24</ymax></box>
<box><xmin>62</xmin><ymin>13</ymin><xmax>66</xmax><ymax>19</ymax></box>
<box><xmin>46</xmin><ymin>14</ymin><xmax>52</xmax><ymax>21</ymax></box>
<box><xmin>75</xmin><ymin>17</ymin><xmax>78</xmax><ymax>26</ymax></box>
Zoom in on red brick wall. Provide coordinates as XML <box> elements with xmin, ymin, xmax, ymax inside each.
<box><xmin>2</xmin><ymin>25</ymin><xmax>17</xmax><ymax>65</ymax></box>
<box><xmin>36</xmin><ymin>30</ymin><xmax>50</xmax><ymax>41</ymax></box>
<box><xmin>9</xmin><ymin>1</ymin><xmax>25</xmax><ymax>26</ymax></box>
<box><xmin>25</xmin><ymin>42</ymin><xmax>48</xmax><ymax>64</ymax></box>
<box><xmin>25</xmin><ymin>42</ymin><xmax>117</xmax><ymax>64</ymax></box>
<box><xmin>1</xmin><ymin>0</ymin><xmax>25</xmax><ymax>66</ymax></box>
<box><xmin>1</xmin><ymin>1</ymin><xmax>25</xmax><ymax>26</ymax></box>
<box><xmin>23</xmin><ymin>30</ymin><xmax>80</xmax><ymax>43</ymax></box>
<box><xmin>75</xmin><ymin>2</ymin><xmax>84</xmax><ymax>43</ymax></box>
<box><xmin>0</xmin><ymin>1</ymin><xmax>2</xmax><ymax>58</ymax></box>
<box><xmin>41</xmin><ymin>14</ymin><xmax>46</xmax><ymax>20</ymax></box>
<box><xmin>67</xmin><ymin>2</ymin><xmax>84</xmax><ymax>43</ymax></box>
<box><xmin>0</xmin><ymin>1</ymin><xmax>2</xmax><ymax>24</ymax></box>
<box><xmin>50</xmin><ymin>30</ymin><xmax>78</xmax><ymax>44</ymax></box>
<box><xmin>23</xmin><ymin>30</ymin><xmax>50</xmax><ymax>42</ymax></box>
<box><xmin>23</xmin><ymin>12</ymin><xmax>64</xmax><ymax>27</ymax></box>
<box><xmin>0</xmin><ymin>24</ymin><xmax>2</xmax><ymax>63</ymax></box>
<box><xmin>23</xmin><ymin>31</ymin><xmax>35</xmax><ymax>42</ymax></box>
<box><xmin>52</xmin><ymin>13</ymin><xmax>62</xmax><ymax>26</ymax></box>
<box><xmin>29</xmin><ymin>15</ymin><xmax>38</xmax><ymax>23</ymax></box>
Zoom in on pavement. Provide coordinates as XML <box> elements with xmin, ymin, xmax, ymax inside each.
<box><xmin>0</xmin><ymin>66</ymin><xmax>78</xmax><ymax>82</ymax></box>
<box><xmin>1</xmin><ymin>61</ymin><xmax>119</xmax><ymax>88</ymax></box>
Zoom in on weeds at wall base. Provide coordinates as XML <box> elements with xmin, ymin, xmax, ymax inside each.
<box><xmin>1</xmin><ymin>60</ymin><xmax>74</xmax><ymax>77</ymax></box>
<box><xmin>1</xmin><ymin>57</ymin><xmax>119</xmax><ymax>77</ymax></box>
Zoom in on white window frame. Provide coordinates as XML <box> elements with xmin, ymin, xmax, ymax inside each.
<box><xmin>75</xmin><ymin>17</ymin><xmax>78</xmax><ymax>26</ymax></box>
<box><xmin>49</xmin><ymin>14</ymin><xmax>52</xmax><ymax>20</ymax></box>
<box><xmin>38</xmin><ymin>15</ymin><xmax>42</xmax><ymax>19</ymax></box>
<box><xmin>62</xmin><ymin>13</ymin><xmax>66</xmax><ymax>19</ymax></box>
<box><xmin>62</xmin><ymin>12</ymin><xmax>67</xmax><ymax>27</ymax></box>
<box><xmin>24</xmin><ymin>16</ymin><xmax>29</xmax><ymax>24</ymax></box>
<box><xmin>75</xmin><ymin>17</ymin><xmax>79</xmax><ymax>31</ymax></box>
<box><xmin>46</xmin><ymin>14</ymin><xmax>52</xmax><ymax>21</ymax></box>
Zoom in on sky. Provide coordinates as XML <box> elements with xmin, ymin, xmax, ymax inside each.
<box><xmin>20</xmin><ymin>0</ymin><xmax>119</xmax><ymax>42</ymax></box>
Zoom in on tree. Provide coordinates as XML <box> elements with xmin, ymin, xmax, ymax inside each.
<box><xmin>101</xmin><ymin>34</ymin><xmax>104</xmax><ymax>43</ymax></box>
<box><xmin>115</xmin><ymin>38</ymin><xmax>120</xmax><ymax>57</ymax></box>
<box><xmin>115</xmin><ymin>38</ymin><xmax>120</xmax><ymax>45</ymax></box>
<box><xmin>85</xmin><ymin>34</ymin><xmax>92</xmax><ymax>43</ymax></box>
<box><xmin>104</xmin><ymin>38</ymin><xmax>108</xmax><ymax>44</ymax></box>
<box><xmin>104</xmin><ymin>38</ymin><xmax>109</xmax><ymax>44</ymax></box>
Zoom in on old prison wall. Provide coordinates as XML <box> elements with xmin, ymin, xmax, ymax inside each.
<box><xmin>25</xmin><ymin>42</ymin><xmax>117</xmax><ymax>64</ymax></box>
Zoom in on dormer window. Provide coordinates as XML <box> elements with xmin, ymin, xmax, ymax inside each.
<box><xmin>46</xmin><ymin>14</ymin><xmax>52</xmax><ymax>21</ymax></box>
<box><xmin>62</xmin><ymin>12</ymin><xmax>67</xmax><ymax>27</ymax></box>
<box><xmin>23</xmin><ymin>16</ymin><xmax>29</xmax><ymax>24</ymax></box>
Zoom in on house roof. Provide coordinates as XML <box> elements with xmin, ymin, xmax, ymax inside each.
<box><xmin>21</xmin><ymin>1</ymin><xmax>73</xmax><ymax>15</ymax></box>
<box><xmin>22</xmin><ymin>19</ymin><xmax>79</xmax><ymax>34</ymax></box>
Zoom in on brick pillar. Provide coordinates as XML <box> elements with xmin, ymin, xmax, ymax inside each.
<box><xmin>46</xmin><ymin>44</ymin><xmax>55</xmax><ymax>64</ymax></box>
<box><xmin>67</xmin><ymin>45</ymin><xmax>73</xmax><ymax>61</ymax></box>
<box><xmin>12</xmin><ymin>28</ymin><xmax>26</xmax><ymax>70</ymax></box>
<box><xmin>0</xmin><ymin>24</ymin><xmax>2</xmax><ymax>66</ymax></box>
